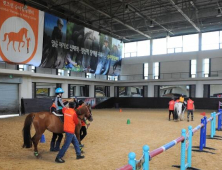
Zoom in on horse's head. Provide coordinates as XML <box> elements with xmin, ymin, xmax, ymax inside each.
<box><xmin>77</xmin><ymin>103</ymin><xmax>93</xmax><ymax>122</ymax></box>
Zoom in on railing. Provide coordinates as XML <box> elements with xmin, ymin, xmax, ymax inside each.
<box><xmin>2</xmin><ymin>61</ymin><xmax>222</xmax><ymax>81</ymax></box>
<box><xmin>119</xmin><ymin>70</ymin><xmax>222</xmax><ymax>81</ymax></box>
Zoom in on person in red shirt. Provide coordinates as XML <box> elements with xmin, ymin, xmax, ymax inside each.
<box><xmin>55</xmin><ymin>102</ymin><xmax>84</xmax><ymax>163</ymax></box>
<box><xmin>78</xmin><ymin>100</ymin><xmax>90</xmax><ymax>148</ymax></box>
<box><xmin>168</xmin><ymin>98</ymin><xmax>175</xmax><ymax>121</ymax></box>
<box><xmin>187</xmin><ymin>97</ymin><xmax>195</xmax><ymax>122</ymax></box>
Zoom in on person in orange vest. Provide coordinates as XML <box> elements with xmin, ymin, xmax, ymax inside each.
<box><xmin>168</xmin><ymin>98</ymin><xmax>175</xmax><ymax>121</ymax></box>
<box><xmin>55</xmin><ymin>102</ymin><xmax>84</xmax><ymax>163</ymax></box>
<box><xmin>187</xmin><ymin>97</ymin><xmax>195</xmax><ymax>122</ymax></box>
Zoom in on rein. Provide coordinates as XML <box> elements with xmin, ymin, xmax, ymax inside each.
<box><xmin>75</xmin><ymin>108</ymin><xmax>84</xmax><ymax>121</ymax></box>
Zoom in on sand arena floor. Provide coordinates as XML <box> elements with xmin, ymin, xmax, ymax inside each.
<box><xmin>0</xmin><ymin>108</ymin><xmax>222</xmax><ymax>170</ymax></box>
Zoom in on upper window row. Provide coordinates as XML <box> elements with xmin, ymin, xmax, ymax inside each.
<box><xmin>123</xmin><ymin>31</ymin><xmax>222</xmax><ymax>57</ymax></box>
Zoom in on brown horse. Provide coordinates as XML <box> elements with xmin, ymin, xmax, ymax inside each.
<box><xmin>2</xmin><ymin>27</ymin><xmax>28</xmax><ymax>52</ymax></box>
<box><xmin>22</xmin><ymin>104</ymin><xmax>93</xmax><ymax>158</ymax></box>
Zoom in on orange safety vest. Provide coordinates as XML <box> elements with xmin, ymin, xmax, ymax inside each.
<box><xmin>50</xmin><ymin>103</ymin><xmax>56</xmax><ymax>112</ymax></box>
<box><xmin>169</xmin><ymin>100</ymin><xmax>175</xmax><ymax>110</ymax></box>
<box><xmin>187</xmin><ymin>99</ymin><xmax>194</xmax><ymax>110</ymax></box>
<box><xmin>63</xmin><ymin>108</ymin><xmax>78</xmax><ymax>134</ymax></box>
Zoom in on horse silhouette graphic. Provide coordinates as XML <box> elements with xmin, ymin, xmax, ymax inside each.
<box><xmin>2</xmin><ymin>28</ymin><xmax>28</xmax><ymax>52</ymax></box>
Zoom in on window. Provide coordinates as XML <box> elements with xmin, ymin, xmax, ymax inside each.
<box><xmin>18</xmin><ymin>65</ymin><xmax>24</xmax><ymax>71</ymax></box>
<box><xmin>153</xmin><ymin>62</ymin><xmax>160</xmax><ymax>79</ymax></box>
<box><xmin>167</xmin><ymin>36</ymin><xmax>182</xmax><ymax>53</ymax></box>
<box><xmin>86</xmin><ymin>73</ymin><xmax>95</xmax><ymax>78</ymax></box>
<box><xmin>190</xmin><ymin>59</ymin><xmax>196</xmax><ymax>78</ymax></box>
<box><xmin>57</xmin><ymin>69</ymin><xmax>64</xmax><ymax>76</ymax></box>
<box><xmin>153</xmin><ymin>38</ymin><xmax>167</xmax><ymax>55</ymax></box>
<box><xmin>144</xmin><ymin>63</ymin><xmax>149</xmax><ymax>79</ymax></box>
<box><xmin>137</xmin><ymin>40</ymin><xmax>150</xmax><ymax>56</ymax></box>
<box><xmin>124</xmin><ymin>42</ymin><xmax>137</xmax><ymax>57</ymax></box>
<box><xmin>108</xmin><ymin>75</ymin><xmax>118</xmax><ymax>81</ymax></box>
<box><xmin>31</xmin><ymin>66</ymin><xmax>36</xmax><ymax>73</ymax></box>
<box><xmin>202</xmin><ymin>31</ymin><xmax>219</xmax><ymax>50</ymax></box>
<box><xmin>203</xmin><ymin>58</ymin><xmax>210</xmax><ymax>77</ymax></box>
<box><xmin>183</xmin><ymin>34</ymin><xmax>198</xmax><ymax>52</ymax></box>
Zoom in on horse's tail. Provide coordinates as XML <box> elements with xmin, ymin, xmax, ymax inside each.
<box><xmin>2</xmin><ymin>33</ymin><xmax>8</xmax><ymax>42</ymax></box>
<box><xmin>22</xmin><ymin>113</ymin><xmax>34</xmax><ymax>148</ymax></box>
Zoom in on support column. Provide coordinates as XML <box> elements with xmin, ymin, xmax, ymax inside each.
<box><xmin>75</xmin><ymin>85</ymin><xmax>81</xmax><ymax>96</ymax></box>
<box><xmin>19</xmin><ymin>77</ymin><xmax>32</xmax><ymax>99</ymax></box>
<box><xmin>199</xmin><ymin>33</ymin><xmax>202</xmax><ymax>51</ymax></box>
<box><xmin>62</xmin><ymin>83</ymin><xmax>68</xmax><ymax>98</ymax></box>
<box><xmin>19</xmin><ymin>77</ymin><xmax>32</xmax><ymax>114</ymax></box>
<box><xmin>149</xmin><ymin>62</ymin><xmax>153</xmax><ymax>79</ymax></box>
<box><xmin>196</xmin><ymin>58</ymin><xmax>203</xmax><ymax>78</ymax></box>
<box><xmin>148</xmin><ymin>83</ymin><xmax>154</xmax><ymax>97</ymax></box>
<box><xmin>89</xmin><ymin>84</ymin><xmax>95</xmax><ymax>98</ymax></box>
<box><xmin>196</xmin><ymin>82</ymin><xmax>203</xmax><ymax>98</ymax></box>
<box><xmin>110</xmin><ymin>85</ymin><xmax>114</xmax><ymax>97</ymax></box>
<box><xmin>150</xmin><ymin>39</ymin><xmax>153</xmax><ymax>56</ymax></box>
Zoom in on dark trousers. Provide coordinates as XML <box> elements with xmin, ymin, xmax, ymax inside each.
<box><xmin>187</xmin><ymin>110</ymin><xmax>194</xmax><ymax>120</ymax></box>
<box><xmin>80</xmin><ymin>126</ymin><xmax>87</xmax><ymax>141</ymax></box>
<box><xmin>51</xmin><ymin>133</ymin><xmax>63</xmax><ymax>143</ymax></box>
<box><xmin>169</xmin><ymin>110</ymin><xmax>174</xmax><ymax>120</ymax></box>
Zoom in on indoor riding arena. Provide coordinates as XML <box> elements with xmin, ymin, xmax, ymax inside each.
<box><xmin>1</xmin><ymin>0</ymin><xmax>222</xmax><ymax>170</ymax></box>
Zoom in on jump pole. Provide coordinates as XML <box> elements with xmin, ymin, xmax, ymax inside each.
<box><xmin>217</xmin><ymin>109</ymin><xmax>222</xmax><ymax>130</ymax></box>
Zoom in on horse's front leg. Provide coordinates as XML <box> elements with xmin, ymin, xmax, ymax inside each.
<box><xmin>75</xmin><ymin>124</ymin><xmax>81</xmax><ymax>144</ymax></box>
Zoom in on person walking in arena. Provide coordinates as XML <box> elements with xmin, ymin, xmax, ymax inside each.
<box><xmin>168</xmin><ymin>98</ymin><xmax>175</xmax><ymax>121</ymax></box>
<box><xmin>55</xmin><ymin>102</ymin><xmax>85</xmax><ymax>163</ymax></box>
<box><xmin>187</xmin><ymin>97</ymin><xmax>195</xmax><ymax>122</ymax></box>
<box><xmin>78</xmin><ymin>100</ymin><xmax>90</xmax><ymax>148</ymax></box>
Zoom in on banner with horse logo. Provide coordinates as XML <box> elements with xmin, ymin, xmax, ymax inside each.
<box><xmin>0</xmin><ymin>0</ymin><xmax>44</xmax><ymax>66</ymax></box>
<box><xmin>40</xmin><ymin>12</ymin><xmax>122</xmax><ymax>76</ymax></box>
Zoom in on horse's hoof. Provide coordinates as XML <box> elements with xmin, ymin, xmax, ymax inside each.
<box><xmin>34</xmin><ymin>152</ymin><xmax>42</xmax><ymax>159</ymax></box>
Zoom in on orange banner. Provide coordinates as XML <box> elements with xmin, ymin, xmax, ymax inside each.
<box><xmin>0</xmin><ymin>0</ymin><xmax>44</xmax><ymax>65</ymax></box>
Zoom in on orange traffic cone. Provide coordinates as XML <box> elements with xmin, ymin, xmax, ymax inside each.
<box><xmin>119</xmin><ymin>109</ymin><xmax>122</xmax><ymax>112</ymax></box>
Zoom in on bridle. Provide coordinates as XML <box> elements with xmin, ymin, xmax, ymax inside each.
<box><xmin>75</xmin><ymin>105</ymin><xmax>92</xmax><ymax>120</ymax></box>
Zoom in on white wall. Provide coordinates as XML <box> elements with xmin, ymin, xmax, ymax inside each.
<box><xmin>121</xmin><ymin>48</ymin><xmax>222</xmax><ymax>78</ymax></box>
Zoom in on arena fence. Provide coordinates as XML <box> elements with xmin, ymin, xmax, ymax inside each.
<box><xmin>117</xmin><ymin>109</ymin><xmax>222</xmax><ymax>170</ymax></box>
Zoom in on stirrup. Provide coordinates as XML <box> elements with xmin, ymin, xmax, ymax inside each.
<box><xmin>52</xmin><ymin>111</ymin><xmax>63</xmax><ymax>117</ymax></box>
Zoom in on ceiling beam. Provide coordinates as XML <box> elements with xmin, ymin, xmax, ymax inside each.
<box><xmin>79</xmin><ymin>1</ymin><xmax>151</xmax><ymax>39</ymax></box>
<box><xmin>168</xmin><ymin>0</ymin><xmax>200</xmax><ymax>32</ymax></box>
<box><xmin>126</xmin><ymin>3</ymin><xmax>174</xmax><ymax>35</ymax></box>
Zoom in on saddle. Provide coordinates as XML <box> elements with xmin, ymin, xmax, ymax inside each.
<box><xmin>52</xmin><ymin>111</ymin><xmax>64</xmax><ymax>123</ymax></box>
